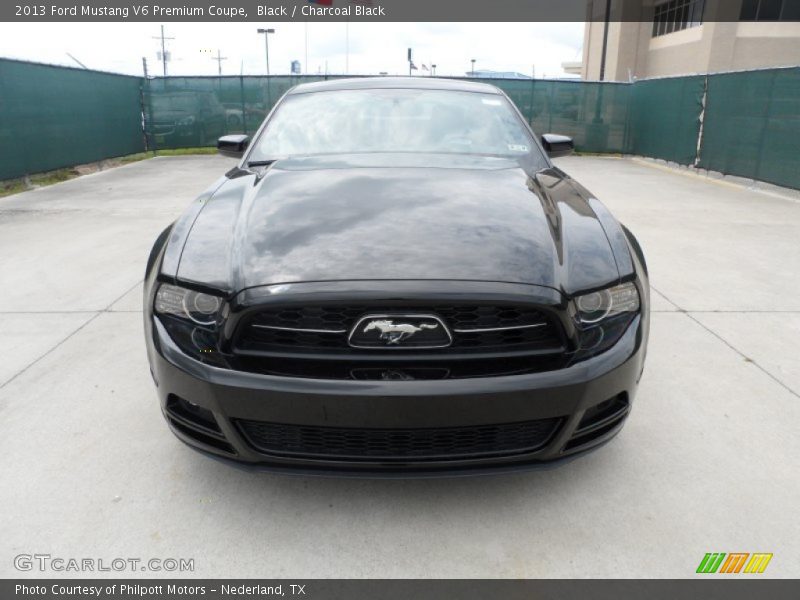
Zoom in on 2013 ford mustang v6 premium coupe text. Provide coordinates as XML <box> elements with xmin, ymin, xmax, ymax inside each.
<box><xmin>144</xmin><ymin>78</ymin><xmax>649</xmax><ymax>475</ymax></box>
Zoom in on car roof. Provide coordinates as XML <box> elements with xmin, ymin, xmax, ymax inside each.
<box><xmin>286</xmin><ymin>77</ymin><xmax>502</xmax><ymax>95</ymax></box>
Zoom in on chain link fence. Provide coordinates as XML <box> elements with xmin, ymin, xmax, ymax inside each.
<box><xmin>627</xmin><ymin>75</ymin><xmax>705</xmax><ymax>166</ymax></box>
<box><xmin>141</xmin><ymin>75</ymin><xmax>345</xmax><ymax>150</ymax></box>
<box><xmin>2</xmin><ymin>57</ymin><xmax>798</xmax><ymax>190</ymax></box>
<box><xmin>699</xmin><ymin>68</ymin><xmax>800</xmax><ymax>189</ymax></box>
<box><xmin>141</xmin><ymin>75</ymin><xmax>633</xmax><ymax>154</ymax></box>
<box><xmin>0</xmin><ymin>58</ymin><xmax>145</xmax><ymax>181</ymax></box>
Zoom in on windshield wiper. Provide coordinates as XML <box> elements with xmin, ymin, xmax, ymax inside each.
<box><xmin>246</xmin><ymin>159</ymin><xmax>277</xmax><ymax>168</ymax></box>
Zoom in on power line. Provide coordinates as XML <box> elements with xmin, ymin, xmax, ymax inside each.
<box><xmin>65</xmin><ymin>52</ymin><xmax>88</xmax><ymax>69</ymax></box>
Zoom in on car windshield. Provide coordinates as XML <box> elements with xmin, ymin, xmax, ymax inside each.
<box><xmin>248</xmin><ymin>88</ymin><xmax>538</xmax><ymax>160</ymax></box>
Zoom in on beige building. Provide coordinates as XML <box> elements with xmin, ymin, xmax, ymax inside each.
<box><xmin>582</xmin><ymin>0</ymin><xmax>800</xmax><ymax>81</ymax></box>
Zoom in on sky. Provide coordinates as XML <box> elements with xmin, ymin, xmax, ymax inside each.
<box><xmin>0</xmin><ymin>22</ymin><xmax>584</xmax><ymax>78</ymax></box>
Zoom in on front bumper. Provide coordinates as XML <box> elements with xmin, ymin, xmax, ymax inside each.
<box><xmin>147</xmin><ymin>310</ymin><xmax>646</xmax><ymax>476</ymax></box>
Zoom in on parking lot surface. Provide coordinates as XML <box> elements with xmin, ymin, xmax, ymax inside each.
<box><xmin>1</xmin><ymin>155</ymin><xmax>798</xmax><ymax>578</ymax></box>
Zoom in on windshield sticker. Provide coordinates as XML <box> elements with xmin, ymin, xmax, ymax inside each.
<box><xmin>508</xmin><ymin>144</ymin><xmax>529</xmax><ymax>152</ymax></box>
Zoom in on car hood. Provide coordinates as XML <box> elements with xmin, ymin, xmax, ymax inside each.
<box><xmin>170</xmin><ymin>154</ymin><xmax>626</xmax><ymax>296</ymax></box>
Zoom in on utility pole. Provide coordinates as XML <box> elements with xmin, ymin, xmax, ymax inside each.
<box><xmin>257</xmin><ymin>28</ymin><xmax>275</xmax><ymax>76</ymax></box>
<box><xmin>212</xmin><ymin>49</ymin><xmax>228</xmax><ymax>76</ymax></box>
<box><xmin>257</xmin><ymin>28</ymin><xmax>276</xmax><ymax>108</ymax></box>
<box><xmin>471</xmin><ymin>58</ymin><xmax>476</xmax><ymax>77</ymax></box>
<box><xmin>142</xmin><ymin>57</ymin><xmax>148</xmax><ymax>78</ymax></box>
<box><xmin>152</xmin><ymin>25</ymin><xmax>174</xmax><ymax>77</ymax></box>
<box><xmin>599</xmin><ymin>0</ymin><xmax>612</xmax><ymax>81</ymax></box>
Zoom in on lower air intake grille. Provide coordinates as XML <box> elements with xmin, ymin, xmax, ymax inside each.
<box><xmin>236</xmin><ymin>418</ymin><xmax>561</xmax><ymax>461</ymax></box>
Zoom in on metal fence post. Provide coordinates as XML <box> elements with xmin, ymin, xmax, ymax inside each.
<box><xmin>139</xmin><ymin>79</ymin><xmax>149</xmax><ymax>152</ymax></box>
<box><xmin>693</xmin><ymin>75</ymin><xmax>708</xmax><ymax>167</ymax></box>
<box><xmin>146</xmin><ymin>77</ymin><xmax>158</xmax><ymax>154</ymax></box>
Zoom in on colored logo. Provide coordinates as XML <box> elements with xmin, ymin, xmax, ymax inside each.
<box><xmin>696</xmin><ymin>553</ymin><xmax>773</xmax><ymax>574</ymax></box>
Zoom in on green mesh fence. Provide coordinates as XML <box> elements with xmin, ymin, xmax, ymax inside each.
<box><xmin>142</xmin><ymin>75</ymin><xmax>352</xmax><ymax>149</ymax></box>
<box><xmin>627</xmin><ymin>75</ymin><xmax>705</xmax><ymax>165</ymax></box>
<box><xmin>3</xmin><ymin>60</ymin><xmax>800</xmax><ymax>191</ymax></box>
<box><xmin>699</xmin><ymin>67</ymin><xmax>800</xmax><ymax>190</ymax></box>
<box><xmin>143</xmin><ymin>75</ymin><xmax>632</xmax><ymax>154</ymax></box>
<box><xmin>486</xmin><ymin>78</ymin><xmax>632</xmax><ymax>153</ymax></box>
<box><xmin>0</xmin><ymin>58</ymin><xmax>145</xmax><ymax>181</ymax></box>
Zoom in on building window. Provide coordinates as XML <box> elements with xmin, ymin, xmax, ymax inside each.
<box><xmin>740</xmin><ymin>0</ymin><xmax>800</xmax><ymax>21</ymax></box>
<box><xmin>652</xmin><ymin>0</ymin><xmax>706</xmax><ymax>37</ymax></box>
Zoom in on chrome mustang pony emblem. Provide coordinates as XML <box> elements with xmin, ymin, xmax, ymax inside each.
<box><xmin>348</xmin><ymin>315</ymin><xmax>452</xmax><ymax>348</ymax></box>
<box><xmin>362</xmin><ymin>319</ymin><xmax>439</xmax><ymax>345</ymax></box>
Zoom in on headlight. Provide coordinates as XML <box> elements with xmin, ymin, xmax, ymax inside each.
<box><xmin>153</xmin><ymin>283</ymin><xmax>229</xmax><ymax>368</ymax></box>
<box><xmin>574</xmin><ymin>282</ymin><xmax>639</xmax><ymax>325</ymax></box>
<box><xmin>155</xmin><ymin>284</ymin><xmax>222</xmax><ymax>326</ymax></box>
<box><xmin>570</xmin><ymin>282</ymin><xmax>640</xmax><ymax>362</ymax></box>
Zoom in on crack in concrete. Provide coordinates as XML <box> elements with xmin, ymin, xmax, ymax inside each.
<box><xmin>0</xmin><ymin>279</ymin><xmax>143</xmax><ymax>390</ymax></box>
<box><xmin>651</xmin><ymin>285</ymin><xmax>800</xmax><ymax>400</ymax></box>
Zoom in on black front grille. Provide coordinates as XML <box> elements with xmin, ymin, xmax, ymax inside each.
<box><xmin>236</xmin><ymin>304</ymin><xmax>562</xmax><ymax>353</ymax></box>
<box><xmin>236</xmin><ymin>418</ymin><xmax>562</xmax><ymax>461</ymax></box>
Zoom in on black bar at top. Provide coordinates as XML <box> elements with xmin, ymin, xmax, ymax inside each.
<box><xmin>2</xmin><ymin>0</ymin><xmax>785</xmax><ymax>23</ymax></box>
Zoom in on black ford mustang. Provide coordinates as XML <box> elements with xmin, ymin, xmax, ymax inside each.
<box><xmin>144</xmin><ymin>78</ymin><xmax>649</xmax><ymax>476</ymax></box>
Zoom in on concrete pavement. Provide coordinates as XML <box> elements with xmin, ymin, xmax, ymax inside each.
<box><xmin>1</xmin><ymin>155</ymin><xmax>798</xmax><ymax>578</ymax></box>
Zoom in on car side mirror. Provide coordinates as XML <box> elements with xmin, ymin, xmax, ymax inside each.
<box><xmin>541</xmin><ymin>134</ymin><xmax>574</xmax><ymax>158</ymax></box>
<box><xmin>217</xmin><ymin>135</ymin><xmax>250</xmax><ymax>158</ymax></box>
